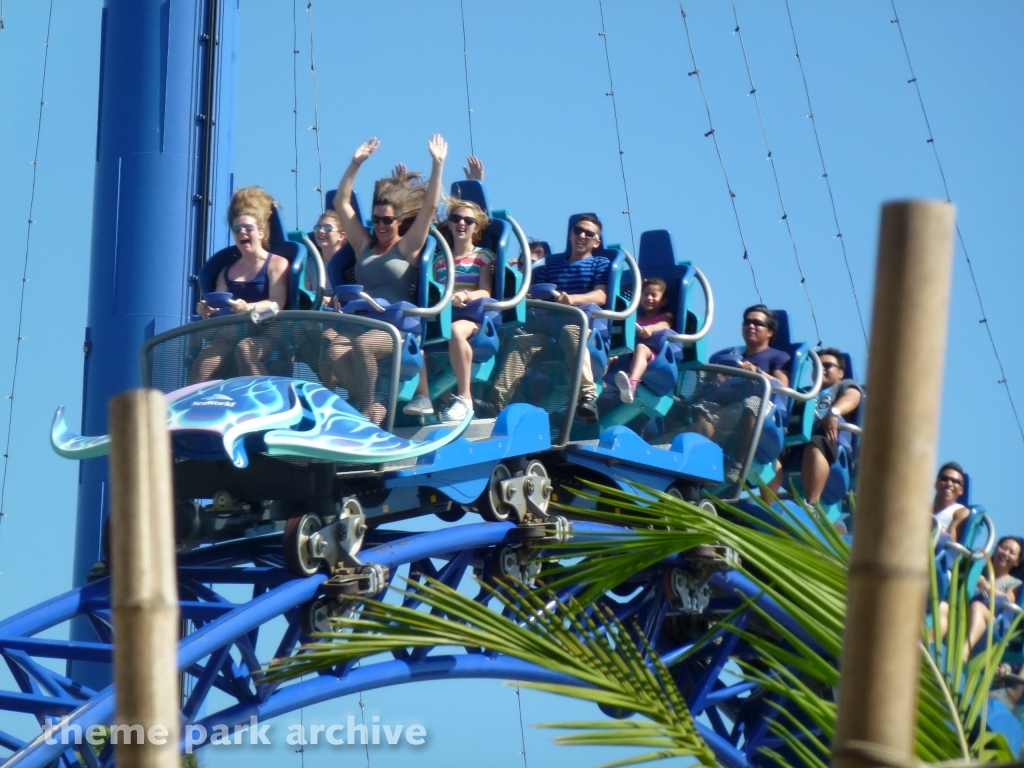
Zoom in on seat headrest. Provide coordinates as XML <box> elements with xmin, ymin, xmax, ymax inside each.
<box><xmin>268</xmin><ymin>207</ymin><xmax>289</xmax><ymax>252</ymax></box>
<box><xmin>324</xmin><ymin>189</ymin><xmax>363</xmax><ymax>225</ymax></box>
<box><xmin>638</xmin><ymin>230</ymin><xmax>680</xmax><ymax>272</ymax></box>
<box><xmin>769</xmin><ymin>309</ymin><xmax>792</xmax><ymax>350</ymax></box>
<box><xmin>841</xmin><ymin>352</ymin><xmax>855</xmax><ymax>381</ymax></box>
<box><xmin>449</xmin><ymin>180</ymin><xmax>490</xmax><ymax>217</ymax></box>
<box><xmin>477</xmin><ymin>218</ymin><xmax>509</xmax><ymax>253</ymax></box>
<box><xmin>264</xmin><ymin>207</ymin><xmax>300</xmax><ymax>263</ymax></box>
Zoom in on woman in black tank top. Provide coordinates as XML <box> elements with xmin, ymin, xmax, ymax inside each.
<box><xmin>189</xmin><ymin>187</ymin><xmax>291</xmax><ymax>383</ymax></box>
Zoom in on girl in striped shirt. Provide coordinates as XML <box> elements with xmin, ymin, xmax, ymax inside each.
<box><xmin>403</xmin><ymin>199</ymin><xmax>495</xmax><ymax>422</ymax></box>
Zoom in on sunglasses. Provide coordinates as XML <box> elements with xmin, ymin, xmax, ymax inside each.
<box><xmin>821</xmin><ymin>362</ymin><xmax>842</xmax><ymax>372</ymax></box>
<box><xmin>448</xmin><ymin>214</ymin><xmax>476</xmax><ymax>226</ymax></box>
<box><xmin>572</xmin><ymin>226</ymin><xmax>599</xmax><ymax>239</ymax></box>
<box><xmin>371</xmin><ymin>215</ymin><xmax>398</xmax><ymax>226</ymax></box>
<box><xmin>231</xmin><ymin>224</ymin><xmax>258</xmax><ymax>234</ymax></box>
<box><xmin>314</xmin><ymin>224</ymin><xmax>336</xmax><ymax>233</ymax></box>
<box><xmin>743</xmin><ymin>318</ymin><xmax>769</xmax><ymax>328</ymax></box>
<box><xmin>937</xmin><ymin>474</ymin><xmax>964</xmax><ymax>486</ymax></box>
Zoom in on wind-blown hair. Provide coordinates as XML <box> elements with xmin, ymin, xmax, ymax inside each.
<box><xmin>443</xmin><ymin>197</ymin><xmax>489</xmax><ymax>245</ymax></box>
<box><xmin>228</xmin><ymin>186</ymin><xmax>276</xmax><ymax>248</ymax></box>
<box><xmin>367</xmin><ymin>171</ymin><xmax>431</xmax><ymax>246</ymax></box>
<box><xmin>373</xmin><ymin>172</ymin><xmax>427</xmax><ymax>221</ymax></box>
<box><xmin>317</xmin><ymin>209</ymin><xmax>343</xmax><ymax>231</ymax></box>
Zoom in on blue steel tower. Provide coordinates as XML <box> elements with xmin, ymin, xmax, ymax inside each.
<box><xmin>70</xmin><ymin>0</ymin><xmax>238</xmax><ymax>685</ymax></box>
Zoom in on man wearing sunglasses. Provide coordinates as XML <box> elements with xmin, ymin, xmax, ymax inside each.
<box><xmin>693</xmin><ymin>306</ymin><xmax>792</xmax><ymax>481</ymax></box>
<box><xmin>711</xmin><ymin>305</ymin><xmax>791</xmax><ymax>386</ymax></box>
<box><xmin>527</xmin><ymin>214</ymin><xmax>611</xmax><ymax>423</ymax></box>
<box><xmin>933</xmin><ymin>461</ymin><xmax>970</xmax><ymax>542</ymax></box>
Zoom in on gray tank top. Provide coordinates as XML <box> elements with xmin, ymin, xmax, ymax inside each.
<box><xmin>354</xmin><ymin>244</ymin><xmax>418</xmax><ymax>305</ymax></box>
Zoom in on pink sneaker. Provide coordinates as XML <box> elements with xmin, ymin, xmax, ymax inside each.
<box><xmin>615</xmin><ymin>371</ymin><xmax>638</xmax><ymax>403</ymax></box>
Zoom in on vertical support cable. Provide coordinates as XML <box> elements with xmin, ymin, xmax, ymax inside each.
<box><xmin>782</xmin><ymin>0</ymin><xmax>868</xmax><ymax>350</ymax></box>
<box><xmin>306</xmin><ymin>1</ymin><xmax>324</xmax><ymax>211</ymax></box>
<box><xmin>596</xmin><ymin>0</ymin><xmax>636</xmax><ymax>255</ymax></box>
<box><xmin>458</xmin><ymin>0</ymin><xmax>475</xmax><ymax>155</ymax></box>
<box><xmin>677</xmin><ymin>1</ymin><xmax>762</xmax><ymax>302</ymax></box>
<box><xmin>515</xmin><ymin>682</ymin><xmax>529</xmax><ymax>767</ymax></box>
<box><xmin>294</xmin><ymin>677</ymin><xmax>305</xmax><ymax>768</ymax></box>
<box><xmin>359</xmin><ymin>689</ymin><xmax>370</xmax><ymax>767</ymax></box>
<box><xmin>888</xmin><ymin>0</ymin><xmax>1024</xmax><ymax>446</ymax></box>
<box><xmin>0</xmin><ymin>0</ymin><xmax>55</xmax><ymax>534</ymax></box>
<box><xmin>730</xmin><ymin>1</ymin><xmax>821</xmax><ymax>346</ymax></box>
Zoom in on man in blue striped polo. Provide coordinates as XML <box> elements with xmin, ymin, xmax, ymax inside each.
<box><xmin>491</xmin><ymin>215</ymin><xmax>610</xmax><ymax>424</ymax></box>
<box><xmin>531</xmin><ymin>215</ymin><xmax>610</xmax><ymax>422</ymax></box>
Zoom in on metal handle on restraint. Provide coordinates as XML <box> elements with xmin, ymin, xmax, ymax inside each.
<box><xmin>771</xmin><ymin>348</ymin><xmax>824</xmax><ymax>402</ymax></box>
<box><xmin>661</xmin><ymin>266</ymin><xmax>715</xmax><ymax>344</ymax></box>
<box><xmin>481</xmin><ymin>214</ymin><xmax>532</xmax><ymax>312</ymax></box>
<box><xmin>403</xmin><ymin>225</ymin><xmax>455</xmax><ymax>317</ymax></box>
<box><xmin>590</xmin><ymin>248</ymin><xmax>642</xmax><ymax>321</ymax></box>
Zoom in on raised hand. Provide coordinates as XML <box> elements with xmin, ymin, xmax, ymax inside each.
<box><xmin>353</xmin><ymin>137</ymin><xmax>380</xmax><ymax>165</ymax></box>
<box><xmin>463</xmin><ymin>155</ymin><xmax>484</xmax><ymax>181</ymax></box>
<box><xmin>428</xmin><ymin>134</ymin><xmax>448</xmax><ymax>164</ymax></box>
<box><xmin>391</xmin><ymin>162</ymin><xmax>408</xmax><ymax>179</ymax></box>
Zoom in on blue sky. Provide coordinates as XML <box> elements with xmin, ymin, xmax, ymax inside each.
<box><xmin>0</xmin><ymin>1</ymin><xmax>1021</xmax><ymax>765</ymax></box>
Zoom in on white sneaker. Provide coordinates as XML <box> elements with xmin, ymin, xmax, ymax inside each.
<box><xmin>441</xmin><ymin>395</ymin><xmax>473</xmax><ymax>423</ymax></box>
<box><xmin>615</xmin><ymin>370</ymin><xmax>636</xmax><ymax>404</ymax></box>
<box><xmin>403</xmin><ymin>393</ymin><xmax>434</xmax><ymax>416</ymax></box>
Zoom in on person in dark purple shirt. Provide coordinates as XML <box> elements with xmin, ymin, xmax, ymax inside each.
<box><xmin>710</xmin><ymin>305</ymin><xmax>791</xmax><ymax>387</ymax></box>
<box><xmin>692</xmin><ymin>306</ymin><xmax>794</xmax><ymax>479</ymax></box>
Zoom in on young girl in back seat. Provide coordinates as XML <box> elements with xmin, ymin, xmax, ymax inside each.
<box><xmin>615</xmin><ymin>277</ymin><xmax>674</xmax><ymax>403</ymax></box>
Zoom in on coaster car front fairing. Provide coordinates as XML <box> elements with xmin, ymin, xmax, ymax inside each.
<box><xmin>50</xmin><ymin>310</ymin><xmax>556</xmax><ymax>576</ymax></box>
<box><xmin>51</xmin><ymin>376</ymin><xmax>472</xmax><ymax>469</ymax></box>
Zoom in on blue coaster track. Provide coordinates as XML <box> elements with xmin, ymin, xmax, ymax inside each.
<box><xmin>0</xmin><ymin>520</ymin><xmax>804</xmax><ymax>768</ymax></box>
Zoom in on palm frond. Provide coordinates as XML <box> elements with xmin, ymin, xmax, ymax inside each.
<box><xmin>265</xmin><ymin>477</ymin><xmax>1021</xmax><ymax>767</ymax></box>
<box><xmin>548</xmin><ymin>482</ymin><xmax>1019</xmax><ymax>763</ymax></box>
<box><xmin>266</xmin><ymin>575</ymin><xmax>718</xmax><ymax>766</ymax></box>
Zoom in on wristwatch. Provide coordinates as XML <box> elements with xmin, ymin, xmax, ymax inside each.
<box><xmin>829</xmin><ymin>406</ymin><xmax>841</xmax><ymax>418</ymax></box>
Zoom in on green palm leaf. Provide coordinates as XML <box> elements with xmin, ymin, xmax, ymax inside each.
<box><xmin>265</xmin><ymin>479</ymin><xmax>1020</xmax><ymax>766</ymax></box>
<box><xmin>545</xmin><ymin>482</ymin><xmax>1019</xmax><ymax>763</ymax></box>
<box><xmin>266</xmin><ymin>576</ymin><xmax>718</xmax><ymax>767</ymax></box>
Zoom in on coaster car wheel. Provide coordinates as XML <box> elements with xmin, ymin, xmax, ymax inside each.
<box><xmin>698</xmin><ymin>499</ymin><xmax>718</xmax><ymax>516</ymax></box>
<box><xmin>283</xmin><ymin>513</ymin><xmax>325</xmax><ymax>577</ymax></box>
<box><xmin>479</xmin><ymin>462</ymin><xmax>515</xmax><ymax>522</ymax></box>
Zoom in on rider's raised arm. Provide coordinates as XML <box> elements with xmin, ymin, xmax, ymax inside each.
<box><xmin>336</xmin><ymin>138</ymin><xmax>379</xmax><ymax>256</ymax></box>
<box><xmin>398</xmin><ymin>134</ymin><xmax>448</xmax><ymax>262</ymax></box>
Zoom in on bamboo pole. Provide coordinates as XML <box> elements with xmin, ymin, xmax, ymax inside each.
<box><xmin>833</xmin><ymin>201</ymin><xmax>956</xmax><ymax>768</ymax></box>
<box><xmin>109</xmin><ymin>390</ymin><xmax>180</xmax><ymax>768</ymax></box>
